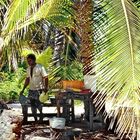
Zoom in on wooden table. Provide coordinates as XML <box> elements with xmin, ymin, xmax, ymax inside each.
<box><xmin>63</xmin><ymin>89</ymin><xmax>94</xmax><ymax>131</ymax></box>
<box><xmin>21</xmin><ymin>89</ymin><xmax>94</xmax><ymax>130</ymax></box>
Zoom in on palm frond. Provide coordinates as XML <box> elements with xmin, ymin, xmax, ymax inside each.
<box><xmin>93</xmin><ymin>0</ymin><xmax>140</xmax><ymax>139</ymax></box>
<box><xmin>37</xmin><ymin>46</ymin><xmax>53</xmax><ymax>68</ymax></box>
<box><xmin>1</xmin><ymin>0</ymin><xmax>74</xmax><ymax>45</ymax></box>
<box><xmin>0</xmin><ymin>0</ymin><xmax>7</xmax><ymax>6</ymax></box>
<box><xmin>2</xmin><ymin>0</ymin><xmax>37</xmax><ymax>35</ymax></box>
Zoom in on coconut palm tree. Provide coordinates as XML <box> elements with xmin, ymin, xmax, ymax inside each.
<box><xmin>0</xmin><ymin>0</ymin><xmax>74</xmax><ymax>50</ymax></box>
<box><xmin>61</xmin><ymin>0</ymin><xmax>140</xmax><ymax>139</ymax></box>
<box><xmin>74</xmin><ymin>0</ymin><xmax>94</xmax><ymax>75</ymax></box>
<box><xmin>0</xmin><ymin>0</ymin><xmax>74</xmax><ymax>70</ymax></box>
<box><xmin>91</xmin><ymin>0</ymin><xmax>140</xmax><ymax>139</ymax></box>
<box><xmin>1</xmin><ymin>0</ymin><xmax>140</xmax><ymax>139</ymax></box>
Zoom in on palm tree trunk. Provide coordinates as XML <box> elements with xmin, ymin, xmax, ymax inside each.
<box><xmin>74</xmin><ymin>0</ymin><xmax>96</xmax><ymax>91</ymax></box>
<box><xmin>74</xmin><ymin>0</ymin><xmax>94</xmax><ymax>75</ymax></box>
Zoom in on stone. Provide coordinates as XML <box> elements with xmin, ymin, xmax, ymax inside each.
<box><xmin>0</xmin><ymin>110</ymin><xmax>23</xmax><ymax>140</ymax></box>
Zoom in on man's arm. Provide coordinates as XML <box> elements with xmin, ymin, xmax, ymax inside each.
<box><xmin>20</xmin><ymin>77</ymin><xmax>30</xmax><ymax>95</ymax></box>
<box><xmin>43</xmin><ymin>76</ymin><xmax>48</xmax><ymax>93</ymax></box>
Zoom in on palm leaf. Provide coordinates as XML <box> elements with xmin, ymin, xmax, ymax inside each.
<box><xmin>18</xmin><ymin>0</ymin><xmax>73</xmax><ymax>28</ymax></box>
<box><xmin>2</xmin><ymin>0</ymin><xmax>37</xmax><ymax>35</ymax></box>
<box><xmin>0</xmin><ymin>0</ymin><xmax>7</xmax><ymax>6</ymax></box>
<box><xmin>93</xmin><ymin>0</ymin><xmax>140</xmax><ymax>139</ymax></box>
<box><xmin>1</xmin><ymin>0</ymin><xmax>74</xmax><ymax>45</ymax></box>
<box><xmin>37</xmin><ymin>46</ymin><xmax>53</xmax><ymax>68</ymax></box>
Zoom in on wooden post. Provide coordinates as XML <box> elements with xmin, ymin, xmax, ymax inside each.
<box><xmin>89</xmin><ymin>98</ymin><xmax>93</xmax><ymax>131</ymax></box>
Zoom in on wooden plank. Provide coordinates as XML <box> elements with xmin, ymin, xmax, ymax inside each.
<box><xmin>24</xmin><ymin>103</ymin><xmax>64</xmax><ymax>107</ymax></box>
<box><xmin>27</xmin><ymin>113</ymin><xmax>57</xmax><ymax>117</ymax></box>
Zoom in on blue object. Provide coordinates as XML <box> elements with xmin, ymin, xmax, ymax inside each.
<box><xmin>19</xmin><ymin>95</ymin><xmax>28</xmax><ymax>105</ymax></box>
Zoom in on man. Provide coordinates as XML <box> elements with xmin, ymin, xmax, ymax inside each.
<box><xmin>20</xmin><ymin>53</ymin><xmax>48</xmax><ymax>122</ymax></box>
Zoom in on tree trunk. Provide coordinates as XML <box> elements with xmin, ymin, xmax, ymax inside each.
<box><xmin>74</xmin><ymin>0</ymin><xmax>94</xmax><ymax>75</ymax></box>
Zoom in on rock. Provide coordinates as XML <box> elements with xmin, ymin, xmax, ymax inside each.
<box><xmin>0</xmin><ymin>100</ymin><xmax>10</xmax><ymax>115</ymax></box>
<box><xmin>0</xmin><ymin>110</ymin><xmax>23</xmax><ymax>140</ymax></box>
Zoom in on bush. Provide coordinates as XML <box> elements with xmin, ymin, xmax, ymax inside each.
<box><xmin>0</xmin><ymin>68</ymin><xmax>26</xmax><ymax>102</ymax></box>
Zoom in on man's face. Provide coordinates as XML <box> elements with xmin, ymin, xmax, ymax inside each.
<box><xmin>27</xmin><ymin>58</ymin><xmax>35</xmax><ymax>66</ymax></box>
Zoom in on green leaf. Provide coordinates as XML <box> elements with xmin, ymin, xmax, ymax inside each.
<box><xmin>93</xmin><ymin>0</ymin><xmax>140</xmax><ymax>138</ymax></box>
<box><xmin>36</xmin><ymin>47</ymin><xmax>53</xmax><ymax>68</ymax></box>
<box><xmin>1</xmin><ymin>0</ymin><xmax>74</xmax><ymax>45</ymax></box>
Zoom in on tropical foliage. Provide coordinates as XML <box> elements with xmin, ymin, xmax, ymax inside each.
<box><xmin>1</xmin><ymin>0</ymin><xmax>140</xmax><ymax>139</ymax></box>
<box><xmin>0</xmin><ymin>0</ymin><xmax>74</xmax><ymax>70</ymax></box>
<box><xmin>0</xmin><ymin>0</ymin><xmax>73</xmax><ymax>44</ymax></box>
<box><xmin>0</xmin><ymin>68</ymin><xmax>26</xmax><ymax>101</ymax></box>
<box><xmin>92</xmin><ymin>0</ymin><xmax>140</xmax><ymax>139</ymax></box>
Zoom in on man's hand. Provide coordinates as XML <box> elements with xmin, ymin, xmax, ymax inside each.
<box><xmin>44</xmin><ymin>88</ymin><xmax>48</xmax><ymax>93</ymax></box>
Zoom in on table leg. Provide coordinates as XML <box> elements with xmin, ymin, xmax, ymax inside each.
<box><xmin>84</xmin><ymin>98</ymin><xmax>90</xmax><ymax>121</ymax></box>
<box><xmin>89</xmin><ymin>99</ymin><xmax>93</xmax><ymax>131</ymax></box>
<box><xmin>71</xmin><ymin>99</ymin><xmax>75</xmax><ymax>121</ymax></box>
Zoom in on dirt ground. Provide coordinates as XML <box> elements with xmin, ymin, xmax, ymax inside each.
<box><xmin>0</xmin><ymin>102</ymin><xmax>131</xmax><ymax>140</ymax></box>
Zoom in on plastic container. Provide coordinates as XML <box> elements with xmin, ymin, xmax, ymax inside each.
<box><xmin>49</xmin><ymin>117</ymin><xmax>66</xmax><ymax>129</ymax></box>
<box><xmin>62</xmin><ymin>80</ymin><xmax>84</xmax><ymax>89</ymax></box>
<box><xmin>19</xmin><ymin>95</ymin><xmax>28</xmax><ymax>105</ymax></box>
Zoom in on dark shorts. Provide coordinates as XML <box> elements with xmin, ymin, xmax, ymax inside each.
<box><xmin>28</xmin><ymin>89</ymin><xmax>43</xmax><ymax>108</ymax></box>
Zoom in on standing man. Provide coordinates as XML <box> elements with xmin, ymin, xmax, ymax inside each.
<box><xmin>20</xmin><ymin>53</ymin><xmax>48</xmax><ymax>122</ymax></box>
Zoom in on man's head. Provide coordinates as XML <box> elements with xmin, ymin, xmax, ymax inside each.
<box><xmin>27</xmin><ymin>54</ymin><xmax>36</xmax><ymax>66</ymax></box>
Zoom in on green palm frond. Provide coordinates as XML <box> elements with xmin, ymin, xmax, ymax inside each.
<box><xmin>19</xmin><ymin>0</ymin><xmax>73</xmax><ymax>28</ymax></box>
<box><xmin>2</xmin><ymin>0</ymin><xmax>37</xmax><ymax>35</ymax></box>
<box><xmin>49</xmin><ymin>60</ymin><xmax>83</xmax><ymax>87</ymax></box>
<box><xmin>93</xmin><ymin>0</ymin><xmax>140</xmax><ymax>139</ymax></box>
<box><xmin>45</xmin><ymin>0</ymin><xmax>74</xmax><ymax>28</ymax></box>
<box><xmin>37</xmin><ymin>46</ymin><xmax>53</xmax><ymax>68</ymax></box>
<box><xmin>0</xmin><ymin>0</ymin><xmax>7</xmax><ymax>6</ymax></box>
<box><xmin>132</xmin><ymin>0</ymin><xmax>140</xmax><ymax>9</ymax></box>
<box><xmin>1</xmin><ymin>0</ymin><xmax>74</xmax><ymax>45</ymax></box>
